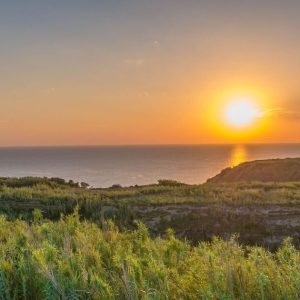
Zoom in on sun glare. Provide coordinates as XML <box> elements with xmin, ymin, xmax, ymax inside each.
<box><xmin>224</xmin><ymin>100</ymin><xmax>260</xmax><ymax>128</ymax></box>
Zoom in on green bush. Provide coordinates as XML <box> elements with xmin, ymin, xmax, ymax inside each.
<box><xmin>0</xmin><ymin>211</ymin><xmax>299</xmax><ymax>299</ymax></box>
<box><xmin>157</xmin><ymin>179</ymin><xmax>185</xmax><ymax>186</ymax></box>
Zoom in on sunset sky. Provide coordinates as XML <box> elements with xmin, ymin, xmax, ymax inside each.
<box><xmin>1</xmin><ymin>0</ymin><xmax>300</xmax><ymax>146</ymax></box>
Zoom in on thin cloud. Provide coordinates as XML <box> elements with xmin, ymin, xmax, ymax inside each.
<box><xmin>261</xmin><ymin>107</ymin><xmax>300</xmax><ymax>120</ymax></box>
<box><xmin>0</xmin><ymin>120</ymin><xmax>9</xmax><ymax>127</ymax></box>
<box><xmin>138</xmin><ymin>91</ymin><xmax>150</xmax><ymax>98</ymax></box>
<box><xmin>278</xmin><ymin>111</ymin><xmax>300</xmax><ymax>120</ymax></box>
<box><xmin>259</xmin><ymin>107</ymin><xmax>281</xmax><ymax>116</ymax></box>
<box><xmin>123</xmin><ymin>58</ymin><xmax>145</xmax><ymax>67</ymax></box>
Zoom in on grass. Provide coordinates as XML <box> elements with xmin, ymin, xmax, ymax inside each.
<box><xmin>0</xmin><ymin>178</ymin><xmax>299</xmax><ymax>248</ymax></box>
<box><xmin>0</xmin><ymin>178</ymin><xmax>298</xmax><ymax>298</ymax></box>
<box><xmin>0</xmin><ymin>210</ymin><xmax>299</xmax><ymax>299</ymax></box>
<box><xmin>1</xmin><ymin>178</ymin><xmax>300</xmax><ymax>217</ymax></box>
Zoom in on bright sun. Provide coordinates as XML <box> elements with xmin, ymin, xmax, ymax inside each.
<box><xmin>224</xmin><ymin>100</ymin><xmax>260</xmax><ymax>128</ymax></box>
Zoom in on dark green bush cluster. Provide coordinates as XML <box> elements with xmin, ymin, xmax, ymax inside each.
<box><xmin>157</xmin><ymin>179</ymin><xmax>185</xmax><ymax>187</ymax></box>
<box><xmin>0</xmin><ymin>211</ymin><xmax>299</xmax><ymax>299</ymax></box>
<box><xmin>0</xmin><ymin>177</ymin><xmax>81</xmax><ymax>188</ymax></box>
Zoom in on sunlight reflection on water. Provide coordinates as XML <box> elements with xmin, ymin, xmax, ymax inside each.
<box><xmin>230</xmin><ymin>145</ymin><xmax>248</xmax><ymax>167</ymax></box>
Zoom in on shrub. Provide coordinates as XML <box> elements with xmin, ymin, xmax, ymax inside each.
<box><xmin>0</xmin><ymin>212</ymin><xmax>299</xmax><ymax>299</ymax></box>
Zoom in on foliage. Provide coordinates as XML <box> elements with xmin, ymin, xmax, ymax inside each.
<box><xmin>157</xmin><ymin>179</ymin><xmax>185</xmax><ymax>187</ymax></box>
<box><xmin>0</xmin><ymin>177</ymin><xmax>81</xmax><ymax>188</ymax></box>
<box><xmin>0</xmin><ymin>177</ymin><xmax>299</xmax><ymax>249</ymax></box>
<box><xmin>2</xmin><ymin>178</ymin><xmax>300</xmax><ymax>219</ymax></box>
<box><xmin>0</xmin><ymin>211</ymin><xmax>299</xmax><ymax>299</ymax></box>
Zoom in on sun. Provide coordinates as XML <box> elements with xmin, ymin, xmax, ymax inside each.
<box><xmin>224</xmin><ymin>100</ymin><xmax>260</xmax><ymax>128</ymax></box>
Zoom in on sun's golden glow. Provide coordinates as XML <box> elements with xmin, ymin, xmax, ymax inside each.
<box><xmin>224</xmin><ymin>99</ymin><xmax>260</xmax><ymax>128</ymax></box>
<box><xmin>203</xmin><ymin>86</ymin><xmax>272</xmax><ymax>143</ymax></box>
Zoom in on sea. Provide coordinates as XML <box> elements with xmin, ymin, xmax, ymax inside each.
<box><xmin>0</xmin><ymin>144</ymin><xmax>299</xmax><ymax>188</ymax></box>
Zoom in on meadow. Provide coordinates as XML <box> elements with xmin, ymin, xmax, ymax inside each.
<box><xmin>1</xmin><ymin>177</ymin><xmax>300</xmax><ymax>221</ymax></box>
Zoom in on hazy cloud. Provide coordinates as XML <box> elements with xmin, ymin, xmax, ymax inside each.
<box><xmin>263</xmin><ymin>107</ymin><xmax>300</xmax><ymax>120</ymax></box>
<box><xmin>0</xmin><ymin>120</ymin><xmax>9</xmax><ymax>127</ymax></box>
<box><xmin>138</xmin><ymin>91</ymin><xmax>150</xmax><ymax>98</ymax></box>
<box><xmin>123</xmin><ymin>58</ymin><xmax>145</xmax><ymax>67</ymax></box>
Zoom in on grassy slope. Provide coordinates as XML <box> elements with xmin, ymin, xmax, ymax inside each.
<box><xmin>207</xmin><ymin>158</ymin><xmax>300</xmax><ymax>183</ymax></box>
<box><xmin>0</xmin><ymin>177</ymin><xmax>299</xmax><ymax>249</ymax></box>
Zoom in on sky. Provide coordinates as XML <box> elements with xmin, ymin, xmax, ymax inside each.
<box><xmin>1</xmin><ymin>0</ymin><xmax>300</xmax><ymax>146</ymax></box>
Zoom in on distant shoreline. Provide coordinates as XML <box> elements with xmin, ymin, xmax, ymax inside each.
<box><xmin>0</xmin><ymin>145</ymin><xmax>299</xmax><ymax>188</ymax></box>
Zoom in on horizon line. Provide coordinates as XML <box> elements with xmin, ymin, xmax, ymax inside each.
<box><xmin>0</xmin><ymin>142</ymin><xmax>300</xmax><ymax>148</ymax></box>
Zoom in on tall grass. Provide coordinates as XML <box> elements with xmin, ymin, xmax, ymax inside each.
<box><xmin>0</xmin><ymin>210</ymin><xmax>299</xmax><ymax>299</ymax></box>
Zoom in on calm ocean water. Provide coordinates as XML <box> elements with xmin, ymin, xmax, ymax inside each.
<box><xmin>0</xmin><ymin>144</ymin><xmax>300</xmax><ymax>187</ymax></box>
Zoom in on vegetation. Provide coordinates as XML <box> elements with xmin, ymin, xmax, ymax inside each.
<box><xmin>2</xmin><ymin>177</ymin><xmax>300</xmax><ymax>219</ymax></box>
<box><xmin>0</xmin><ymin>177</ymin><xmax>299</xmax><ymax>249</ymax></box>
<box><xmin>0</xmin><ymin>173</ymin><xmax>299</xmax><ymax>298</ymax></box>
<box><xmin>157</xmin><ymin>179</ymin><xmax>186</xmax><ymax>187</ymax></box>
<box><xmin>0</xmin><ymin>210</ymin><xmax>299</xmax><ymax>299</ymax></box>
<box><xmin>207</xmin><ymin>158</ymin><xmax>300</xmax><ymax>183</ymax></box>
<box><xmin>0</xmin><ymin>177</ymin><xmax>82</xmax><ymax>188</ymax></box>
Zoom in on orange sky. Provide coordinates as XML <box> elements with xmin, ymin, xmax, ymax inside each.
<box><xmin>1</xmin><ymin>1</ymin><xmax>300</xmax><ymax>146</ymax></box>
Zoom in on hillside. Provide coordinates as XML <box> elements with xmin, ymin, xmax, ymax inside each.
<box><xmin>0</xmin><ymin>177</ymin><xmax>299</xmax><ymax>298</ymax></box>
<box><xmin>207</xmin><ymin>158</ymin><xmax>300</xmax><ymax>183</ymax></box>
<box><xmin>0</xmin><ymin>176</ymin><xmax>299</xmax><ymax>249</ymax></box>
